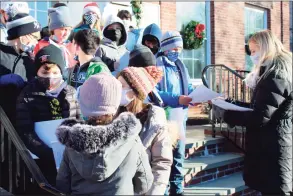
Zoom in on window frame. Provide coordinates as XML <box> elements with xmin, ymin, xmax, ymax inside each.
<box><xmin>28</xmin><ymin>1</ymin><xmax>52</xmax><ymax>27</ymax></box>
<box><xmin>175</xmin><ymin>2</ymin><xmax>211</xmax><ymax>85</ymax></box>
<box><xmin>244</xmin><ymin>5</ymin><xmax>268</xmax><ymax>70</ymax></box>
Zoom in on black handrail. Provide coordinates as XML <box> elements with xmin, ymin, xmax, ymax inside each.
<box><xmin>201</xmin><ymin>64</ymin><xmax>251</xmax><ymax>153</ymax></box>
<box><xmin>0</xmin><ymin>106</ymin><xmax>65</xmax><ymax>196</ymax></box>
<box><xmin>202</xmin><ymin>64</ymin><xmax>245</xmax><ymax>88</ymax></box>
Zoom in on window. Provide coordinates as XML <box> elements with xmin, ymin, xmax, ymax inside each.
<box><xmin>176</xmin><ymin>2</ymin><xmax>210</xmax><ymax>84</ymax></box>
<box><xmin>28</xmin><ymin>1</ymin><xmax>52</xmax><ymax>28</ymax></box>
<box><xmin>290</xmin><ymin>1</ymin><xmax>293</xmax><ymax>51</ymax></box>
<box><xmin>244</xmin><ymin>6</ymin><xmax>267</xmax><ymax>70</ymax></box>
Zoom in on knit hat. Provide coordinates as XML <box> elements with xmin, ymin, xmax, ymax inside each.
<box><xmin>83</xmin><ymin>2</ymin><xmax>101</xmax><ymax>19</ymax></box>
<box><xmin>4</xmin><ymin>2</ymin><xmax>29</xmax><ymax>20</ymax></box>
<box><xmin>48</xmin><ymin>6</ymin><xmax>73</xmax><ymax>31</ymax></box>
<box><xmin>129</xmin><ymin>45</ymin><xmax>156</xmax><ymax>67</ymax></box>
<box><xmin>6</xmin><ymin>13</ymin><xmax>41</xmax><ymax>40</ymax></box>
<box><xmin>78</xmin><ymin>73</ymin><xmax>122</xmax><ymax>117</ymax></box>
<box><xmin>35</xmin><ymin>44</ymin><xmax>66</xmax><ymax>74</ymax></box>
<box><xmin>160</xmin><ymin>31</ymin><xmax>183</xmax><ymax>52</ymax></box>
<box><xmin>118</xmin><ymin>66</ymin><xmax>163</xmax><ymax>100</ymax></box>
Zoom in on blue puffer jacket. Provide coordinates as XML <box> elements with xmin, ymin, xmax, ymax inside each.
<box><xmin>156</xmin><ymin>55</ymin><xmax>193</xmax><ymax>120</ymax></box>
<box><xmin>126</xmin><ymin>29</ymin><xmax>143</xmax><ymax>52</ymax></box>
<box><xmin>126</xmin><ymin>23</ymin><xmax>162</xmax><ymax>52</ymax></box>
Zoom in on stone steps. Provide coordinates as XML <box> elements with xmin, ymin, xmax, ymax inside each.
<box><xmin>184</xmin><ymin>153</ymin><xmax>244</xmax><ymax>186</ymax></box>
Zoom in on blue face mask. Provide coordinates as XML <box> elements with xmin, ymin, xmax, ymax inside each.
<box><xmin>166</xmin><ymin>51</ymin><xmax>179</xmax><ymax>62</ymax></box>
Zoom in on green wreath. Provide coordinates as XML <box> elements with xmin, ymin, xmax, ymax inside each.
<box><xmin>131</xmin><ymin>0</ymin><xmax>142</xmax><ymax>28</ymax></box>
<box><xmin>182</xmin><ymin>20</ymin><xmax>206</xmax><ymax>50</ymax></box>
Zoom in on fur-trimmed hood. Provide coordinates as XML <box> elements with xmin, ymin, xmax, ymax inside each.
<box><xmin>56</xmin><ymin>112</ymin><xmax>142</xmax><ymax>181</ymax></box>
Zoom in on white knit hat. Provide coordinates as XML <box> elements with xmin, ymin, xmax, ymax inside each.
<box><xmin>83</xmin><ymin>2</ymin><xmax>101</xmax><ymax>19</ymax></box>
<box><xmin>161</xmin><ymin>31</ymin><xmax>183</xmax><ymax>52</ymax></box>
<box><xmin>78</xmin><ymin>73</ymin><xmax>122</xmax><ymax>117</ymax></box>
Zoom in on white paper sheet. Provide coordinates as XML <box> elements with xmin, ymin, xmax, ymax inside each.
<box><xmin>188</xmin><ymin>85</ymin><xmax>222</xmax><ymax>103</ymax></box>
<box><xmin>51</xmin><ymin>141</ymin><xmax>65</xmax><ymax>170</ymax></box>
<box><xmin>211</xmin><ymin>99</ymin><xmax>253</xmax><ymax>111</ymax></box>
<box><xmin>34</xmin><ymin>119</ymin><xmax>65</xmax><ymax>148</ymax></box>
<box><xmin>166</xmin><ymin>107</ymin><xmax>185</xmax><ymax>141</ymax></box>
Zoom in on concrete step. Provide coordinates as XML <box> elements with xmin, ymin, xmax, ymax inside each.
<box><xmin>184</xmin><ymin>153</ymin><xmax>244</xmax><ymax>186</ymax></box>
<box><xmin>185</xmin><ymin>126</ymin><xmax>226</xmax><ymax>157</ymax></box>
<box><xmin>184</xmin><ymin>172</ymin><xmax>247</xmax><ymax>196</ymax></box>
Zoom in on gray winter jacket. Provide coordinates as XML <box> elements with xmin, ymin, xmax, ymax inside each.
<box><xmin>56</xmin><ymin>112</ymin><xmax>154</xmax><ymax>195</ymax></box>
<box><xmin>139</xmin><ymin>105</ymin><xmax>173</xmax><ymax>195</ymax></box>
<box><xmin>95</xmin><ymin>16</ymin><xmax>129</xmax><ymax>76</ymax></box>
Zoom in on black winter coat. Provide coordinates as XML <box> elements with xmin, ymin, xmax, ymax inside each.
<box><xmin>243</xmin><ymin>60</ymin><xmax>293</xmax><ymax>195</ymax></box>
<box><xmin>16</xmin><ymin>80</ymin><xmax>81</xmax><ymax>160</ymax></box>
<box><xmin>0</xmin><ymin>43</ymin><xmax>36</xmax><ymax>82</ymax></box>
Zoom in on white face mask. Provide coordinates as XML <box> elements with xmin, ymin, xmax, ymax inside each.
<box><xmin>250</xmin><ymin>51</ymin><xmax>261</xmax><ymax>65</ymax></box>
<box><xmin>120</xmin><ymin>89</ymin><xmax>134</xmax><ymax>106</ymax></box>
<box><xmin>122</xmin><ymin>20</ymin><xmax>131</xmax><ymax>31</ymax></box>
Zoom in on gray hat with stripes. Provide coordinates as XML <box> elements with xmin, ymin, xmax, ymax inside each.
<box><xmin>6</xmin><ymin>13</ymin><xmax>41</xmax><ymax>40</ymax></box>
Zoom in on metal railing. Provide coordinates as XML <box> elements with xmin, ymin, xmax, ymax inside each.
<box><xmin>0</xmin><ymin>106</ymin><xmax>65</xmax><ymax>195</ymax></box>
<box><xmin>202</xmin><ymin>64</ymin><xmax>252</xmax><ymax>153</ymax></box>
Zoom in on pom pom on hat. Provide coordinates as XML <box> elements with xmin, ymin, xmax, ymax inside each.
<box><xmin>119</xmin><ymin>66</ymin><xmax>163</xmax><ymax>100</ymax></box>
<box><xmin>83</xmin><ymin>2</ymin><xmax>101</xmax><ymax>19</ymax></box>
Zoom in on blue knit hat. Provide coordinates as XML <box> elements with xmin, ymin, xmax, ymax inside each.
<box><xmin>160</xmin><ymin>31</ymin><xmax>183</xmax><ymax>52</ymax></box>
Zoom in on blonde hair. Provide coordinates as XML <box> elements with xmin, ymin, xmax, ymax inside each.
<box><xmin>248</xmin><ymin>30</ymin><xmax>292</xmax><ymax>82</ymax></box>
<box><xmin>88</xmin><ymin>114</ymin><xmax>114</xmax><ymax>125</ymax></box>
<box><xmin>127</xmin><ymin>97</ymin><xmax>146</xmax><ymax>114</ymax></box>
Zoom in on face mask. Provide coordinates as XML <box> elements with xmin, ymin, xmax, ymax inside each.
<box><xmin>52</xmin><ymin>35</ymin><xmax>61</xmax><ymax>43</ymax></box>
<box><xmin>37</xmin><ymin>76</ymin><xmax>62</xmax><ymax>90</ymax></box>
<box><xmin>104</xmin><ymin>29</ymin><xmax>122</xmax><ymax>43</ymax></box>
<box><xmin>250</xmin><ymin>52</ymin><xmax>261</xmax><ymax>65</ymax></box>
<box><xmin>84</xmin><ymin>13</ymin><xmax>98</xmax><ymax>25</ymax></box>
<box><xmin>166</xmin><ymin>51</ymin><xmax>179</xmax><ymax>62</ymax></box>
<box><xmin>20</xmin><ymin>43</ymin><xmax>35</xmax><ymax>53</ymax></box>
<box><xmin>150</xmin><ymin>46</ymin><xmax>159</xmax><ymax>55</ymax></box>
<box><xmin>120</xmin><ymin>89</ymin><xmax>134</xmax><ymax>106</ymax></box>
<box><xmin>122</xmin><ymin>20</ymin><xmax>131</xmax><ymax>31</ymax></box>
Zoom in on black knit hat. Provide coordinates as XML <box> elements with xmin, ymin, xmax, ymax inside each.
<box><xmin>35</xmin><ymin>44</ymin><xmax>66</xmax><ymax>74</ymax></box>
<box><xmin>129</xmin><ymin>45</ymin><xmax>156</xmax><ymax>68</ymax></box>
<box><xmin>6</xmin><ymin>13</ymin><xmax>41</xmax><ymax>40</ymax></box>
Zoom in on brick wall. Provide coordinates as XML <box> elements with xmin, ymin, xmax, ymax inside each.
<box><xmin>211</xmin><ymin>2</ymin><xmax>245</xmax><ymax>70</ymax></box>
<box><xmin>282</xmin><ymin>2</ymin><xmax>290</xmax><ymax>51</ymax></box>
<box><xmin>159</xmin><ymin>2</ymin><xmax>176</xmax><ymax>33</ymax></box>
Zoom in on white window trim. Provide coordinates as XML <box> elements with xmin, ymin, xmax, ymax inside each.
<box><xmin>28</xmin><ymin>1</ymin><xmax>51</xmax><ymax>26</ymax></box>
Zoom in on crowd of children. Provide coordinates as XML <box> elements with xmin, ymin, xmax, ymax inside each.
<box><xmin>0</xmin><ymin>2</ymin><xmax>194</xmax><ymax>195</ymax></box>
<box><xmin>2</xmin><ymin>2</ymin><xmax>291</xmax><ymax>196</ymax></box>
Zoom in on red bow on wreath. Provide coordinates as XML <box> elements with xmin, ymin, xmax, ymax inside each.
<box><xmin>194</xmin><ymin>24</ymin><xmax>205</xmax><ymax>38</ymax></box>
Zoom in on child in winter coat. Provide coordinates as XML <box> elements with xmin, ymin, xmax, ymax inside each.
<box><xmin>156</xmin><ymin>31</ymin><xmax>194</xmax><ymax>195</ymax></box>
<box><xmin>68</xmin><ymin>2</ymin><xmax>102</xmax><ymax>41</ymax></box>
<box><xmin>117</xmin><ymin>66</ymin><xmax>173</xmax><ymax>195</ymax></box>
<box><xmin>142</xmin><ymin>23</ymin><xmax>162</xmax><ymax>56</ymax></box>
<box><xmin>56</xmin><ymin>73</ymin><xmax>153</xmax><ymax>195</ymax></box>
<box><xmin>95</xmin><ymin>15</ymin><xmax>129</xmax><ymax>76</ymax></box>
<box><xmin>128</xmin><ymin>45</ymin><xmax>164</xmax><ymax>107</ymax></box>
<box><xmin>69</xmin><ymin>29</ymin><xmax>110</xmax><ymax>89</ymax></box>
<box><xmin>34</xmin><ymin>5</ymin><xmax>76</xmax><ymax>74</ymax></box>
<box><xmin>16</xmin><ymin>44</ymin><xmax>80</xmax><ymax>185</ymax></box>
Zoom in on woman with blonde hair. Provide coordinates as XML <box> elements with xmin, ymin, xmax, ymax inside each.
<box><xmin>243</xmin><ymin>30</ymin><xmax>292</xmax><ymax>195</ymax></box>
<box><xmin>68</xmin><ymin>2</ymin><xmax>102</xmax><ymax>41</ymax></box>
